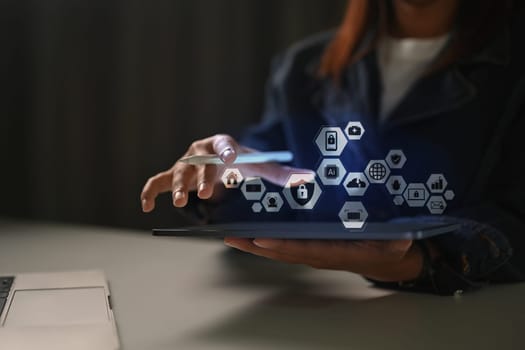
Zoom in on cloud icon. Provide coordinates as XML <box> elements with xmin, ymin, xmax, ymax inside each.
<box><xmin>346</xmin><ymin>177</ymin><xmax>367</xmax><ymax>188</ymax></box>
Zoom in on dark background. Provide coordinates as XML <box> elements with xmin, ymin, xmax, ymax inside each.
<box><xmin>1</xmin><ymin>0</ymin><xmax>347</xmax><ymax>229</ymax></box>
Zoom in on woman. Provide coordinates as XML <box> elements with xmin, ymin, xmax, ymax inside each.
<box><xmin>141</xmin><ymin>0</ymin><xmax>525</xmax><ymax>295</ymax></box>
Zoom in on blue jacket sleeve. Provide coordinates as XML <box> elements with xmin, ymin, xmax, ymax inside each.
<box><xmin>375</xmin><ymin>99</ymin><xmax>525</xmax><ymax>295</ymax></box>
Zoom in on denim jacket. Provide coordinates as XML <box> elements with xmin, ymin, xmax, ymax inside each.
<box><xmin>190</xmin><ymin>9</ymin><xmax>525</xmax><ymax>295</ymax></box>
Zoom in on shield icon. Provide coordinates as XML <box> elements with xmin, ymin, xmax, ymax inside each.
<box><xmin>289</xmin><ymin>179</ymin><xmax>315</xmax><ymax>206</ymax></box>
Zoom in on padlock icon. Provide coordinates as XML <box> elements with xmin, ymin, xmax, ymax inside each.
<box><xmin>325</xmin><ymin>131</ymin><xmax>337</xmax><ymax>151</ymax></box>
<box><xmin>297</xmin><ymin>184</ymin><xmax>308</xmax><ymax>200</ymax></box>
<box><xmin>414</xmin><ymin>191</ymin><xmax>420</xmax><ymax>198</ymax></box>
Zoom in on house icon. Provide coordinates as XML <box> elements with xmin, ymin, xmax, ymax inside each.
<box><xmin>226</xmin><ymin>172</ymin><xmax>238</xmax><ymax>186</ymax></box>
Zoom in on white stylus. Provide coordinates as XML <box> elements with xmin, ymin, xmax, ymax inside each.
<box><xmin>178</xmin><ymin>151</ymin><xmax>293</xmax><ymax>165</ymax></box>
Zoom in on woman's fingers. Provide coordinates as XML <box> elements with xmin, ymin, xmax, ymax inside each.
<box><xmin>143</xmin><ymin>134</ymin><xmax>292</xmax><ymax>212</ymax></box>
<box><xmin>196</xmin><ymin>164</ymin><xmax>218</xmax><ymax>199</ymax></box>
<box><xmin>354</xmin><ymin>240</ymin><xmax>414</xmax><ymax>258</ymax></box>
<box><xmin>212</xmin><ymin>134</ymin><xmax>239</xmax><ymax>164</ymax></box>
<box><xmin>141</xmin><ymin>171</ymin><xmax>173</xmax><ymax>212</ymax></box>
<box><xmin>224</xmin><ymin>238</ymin><xmax>324</xmax><ymax>266</ymax></box>
<box><xmin>230</xmin><ymin>238</ymin><xmax>416</xmax><ymax>274</ymax></box>
<box><xmin>171</xmin><ymin>164</ymin><xmax>197</xmax><ymax>207</ymax></box>
<box><xmin>180</xmin><ymin>136</ymin><xmax>227</xmax><ymax>201</ymax></box>
<box><xmin>251</xmin><ymin>239</ymin><xmax>358</xmax><ymax>268</ymax></box>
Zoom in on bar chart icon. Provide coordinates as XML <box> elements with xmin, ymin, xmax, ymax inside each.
<box><xmin>431</xmin><ymin>177</ymin><xmax>444</xmax><ymax>191</ymax></box>
<box><xmin>427</xmin><ymin>174</ymin><xmax>448</xmax><ymax>194</ymax></box>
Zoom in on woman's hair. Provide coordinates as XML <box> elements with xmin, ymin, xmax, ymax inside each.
<box><xmin>319</xmin><ymin>0</ymin><xmax>514</xmax><ymax>80</ymax></box>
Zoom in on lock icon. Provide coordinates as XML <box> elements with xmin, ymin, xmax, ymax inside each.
<box><xmin>414</xmin><ymin>191</ymin><xmax>420</xmax><ymax>198</ymax></box>
<box><xmin>325</xmin><ymin>131</ymin><xmax>337</xmax><ymax>151</ymax></box>
<box><xmin>297</xmin><ymin>184</ymin><xmax>308</xmax><ymax>200</ymax></box>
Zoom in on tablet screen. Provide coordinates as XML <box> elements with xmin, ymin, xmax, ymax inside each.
<box><xmin>153</xmin><ymin>222</ymin><xmax>460</xmax><ymax>240</ymax></box>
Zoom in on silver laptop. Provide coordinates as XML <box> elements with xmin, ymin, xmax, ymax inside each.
<box><xmin>0</xmin><ymin>270</ymin><xmax>119</xmax><ymax>350</ymax></box>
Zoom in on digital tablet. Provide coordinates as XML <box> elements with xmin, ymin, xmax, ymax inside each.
<box><xmin>152</xmin><ymin>222</ymin><xmax>460</xmax><ymax>240</ymax></box>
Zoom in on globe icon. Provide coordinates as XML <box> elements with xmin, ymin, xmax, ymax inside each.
<box><xmin>368</xmin><ymin>162</ymin><xmax>387</xmax><ymax>181</ymax></box>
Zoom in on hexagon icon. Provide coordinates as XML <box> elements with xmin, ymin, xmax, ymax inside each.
<box><xmin>426</xmin><ymin>174</ymin><xmax>448</xmax><ymax>194</ymax></box>
<box><xmin>339</xmin><ymin>201</ymin><xmax>368</xmax><ymax>229</ymax></box>
<box><xmin>393</xmin><ymin>195</ymin><xmax>404</xmax><ymax>206</ymax></box>
<box><xmin>386</xmin><ymin>149</ymin><xmax>407</xmax><ymax>169</ymax></box>
<box><xmin>221</xmin><ymin>168</ymin><xmax>243</xmax><ymax>189</ymax></box>
<box><xmin>241</xmin><ymin>177</ymin><xmax>266</xmax><ymax>201</ymax></box>
<box><xmin>283</xmin><ymin>173</ymin><xmax>322</xmax><ymax>210</ymax></box>
<box><xmin>403</xmin><ymin>183</ymin><xmax>429</xmax><ymax>207</ymax></box>
<box><xmin>444</xmin><ymin>190</ymin><xmax>456</xmax><ymax>201</ymax></box>
<box><xmin>365</xmin><ymin>160</ymin><xmax>391</xmax><ymax>184</ymax></box>
<box><xmin>317</xmin><ymin>159</ymin><xmax>347</xmax><ymax>186</ymax></box>
<box><xmin>427</xmin><ymin>195</ymin><xmax>447</xmax><ymax>215</ymax></box>
<box><xmin>343</xmin><ymin>172</ymin><xmax>369</xmax><ymax>197</ymax></box>
<box><xmin>386</xmin><ymin>175</ymin><xmax>407</xmax><ymax>195</ymax></box>
<box><xmin>251</xmin><ymin>202</ymin><xmax>263</xmax><ymax>213</ymax></box>
<box><xmin>315</xmin><ymin>127</ymin><xmax>348</xmax><ymax>157</ymax></box>
<box><xmin>262</xmin><ymin>192</ymin><xmax>284</xmax><ymax>213</ymax></box>
<box><xmin>344</xmin><ymin>121</ymin><xmax>365</xmax><ymax>140</ymax></box>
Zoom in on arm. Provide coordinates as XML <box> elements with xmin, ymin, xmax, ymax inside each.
<box><xmin>375</xmin><ymin>91</ymin><xmax>525</xmax><ymax>295</ymax></box>
<box><xmin>141</xmin><ymin>55</ymin><xmax>304</xmax><ymax>222</ymax></box>
<box><xmin>225</xmin><ymin>86</ymin><xmax>525</xmax><ymax>296</ymax></box>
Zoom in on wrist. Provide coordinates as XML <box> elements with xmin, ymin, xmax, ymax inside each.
<box><xmin>398</xmin><ymin>242</ymin><xmax>425</xmax><ymax>281</ymax></box>
<box><xmin>393</xmin><ymin>240</ymin><xmax>440</xmax><ymax>283</ymax></box>
<box><xmin>398</xmin><ymin>240</ymin><xmax>440</xmax><ymax>285</ymax></box>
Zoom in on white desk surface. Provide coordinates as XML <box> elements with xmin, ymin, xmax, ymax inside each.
<box><xmin>0</xmin><ymin>219</ymin><xmax>524</xmax><ymax>350</ymax></box>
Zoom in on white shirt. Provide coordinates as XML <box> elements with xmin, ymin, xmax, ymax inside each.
<box><xmin>377</xmin><ymin>34</ymin><xmax>449</xmax><ymax>122</ymax></box>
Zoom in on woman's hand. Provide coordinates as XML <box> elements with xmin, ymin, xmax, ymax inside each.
<box><xmin>224</xmin><ymin>238</ymin><xmax>426</xmax><ymax>282</ymax></box>
<box><xmin>141</xmin><ymin>134</ymin><xmax>308</xmax><ymax>212</ymax></box>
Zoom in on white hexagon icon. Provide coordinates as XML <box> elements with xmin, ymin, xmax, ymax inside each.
<box><xmin>283</xmin><ymin>173</ymin><xmax>322</xmax><ymax>210</ymax></box>
<box><xmin>386</xmin><ymin>149</ymin><xmax>407</xmax><ymax>169</ymax></box>
<box><xmin>403</xmin><ymin>183</ymin><xmax>429</xmax><ymax>207</ymax></box>
<box><xmin>365</xmin><ymin>160</ymin><xmax>391</xmax><ymax>184</ymax></box>
<box><xmin>315</xmin><ymin>127</ymin><xmax>348</xmax><ymax>157</ymax></box>
<box><xmin>344</xmin><ymin>121</ymin><xmax>365</xmax><ymax>140</ymax></box>
<box><xmin>221</xmin><ymin>168</ymin><xmax>243</xmax><ymax>189</ymax></box>
<box><xmin>386</xmin><ymin>175</ymin><xmax>407</xmax><ymax>195</ymax></box>
<box><xmin>444</xmin><ymin>190</ymin><xmax>456</xmax><ymax>201</ymax></box>
<box><xmin>427</xmin><ymin>195</ymin><xmax>447</xmax><ymax>215</ymax></box>
<box><xmin>262</xmin><ymin>192</ymin><xmax>284</xmax><ymax>213</ymax></box>
<box><xmin>426</xmin><ymin>174</ymin><xmax>448</xmax><ymax>194</ymax></box>
<box><xmin>317</xmin><ymin>158</ymin><xmax>347</xmax><ymax>186</ymax></box>
<box><xmin>343</xmin><ymin>172</ymin><xmax>369</xmax><ymax>197</ymax></box>
<box><xmin>393</xmin><ymin>196</ymin><xmax>404</xmax><ymax>206</ymax></box>
<box><xmin>241</xmin><ymin>177</ymin><xmax>266</xmax><ymax>201</ymax></box>
<box><xmin>339</xmin><ymin>201</ymin><xmax>368</xmax><ymax>229</ymax></box>
<box><xmin>251</xmin><ymin>202</ymin><xmax>263</xmax><ymax>213</ymax></box>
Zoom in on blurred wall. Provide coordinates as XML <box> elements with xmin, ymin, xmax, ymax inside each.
<box><xmin>1</xmin><ymin>0</ymin><xmax>347</xmax><ymax>229</ymax></box>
